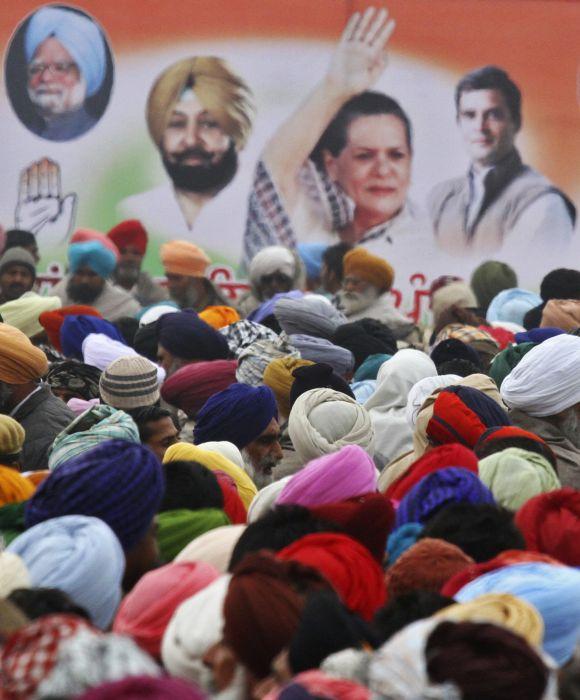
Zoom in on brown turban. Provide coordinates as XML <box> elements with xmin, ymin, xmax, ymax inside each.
<box><xmin>223</xmin><ymin>553</ymin><xmax>328</xmax><ymax>679</ymax></box>
<box><xmin>0</xmin><ymin>324</ymin><xmax>48</xmax><ymax>383</ymax></box>
<box><xmin>146</xmin><ymin>56</ymin><xmax>255</xmax><ymax>151</ymax></box>
<box><xmin>343</xmin><ymin>248</ymin><xmax>394</xmax><ymax>292</ymax></box>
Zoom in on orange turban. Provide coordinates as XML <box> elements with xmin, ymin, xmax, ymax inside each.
<box><xmin>343</xmin><ymin>248</ymin><xmax>394</xmax><ymax>292</ymax></box>
<box><xmin>39</xmin><ymin>305</ymin><xmax>103</xmax><ymax>352</ymax></box>
<box><xmin>146</xmin><ymin>57</ymin><xmax>255</xmax><ymax>151</ymax></box>
<box><xmin>160</xmin><ymin>240</ymin><xmax>211</xmax><ymax>277</ymax></box>
<box><xmin>0</xmin><ymin>324</ymin><xmax>48</xmax><ymax>383</ymax></box>
<box><xmin>199</xmin><ymin>306</ymin><xmax>240</xmax><ymax>329</ymax></box>
<box><xmin>263</xmin><ymin>356</ymin><xmax>314</xmax><ymax>418</ymax></box>
<box><xmin>0</xmin><ymin>466</ymin><xmax>35</xmax><ymax>507</ymax></box>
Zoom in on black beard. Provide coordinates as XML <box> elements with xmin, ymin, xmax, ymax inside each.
<box><xmin>67</xmin><ymin>279</ymin><xmax>102</xmax><ymax>304</ymax></box>
<box><xmin>162</xmin><ymin>142</ymin><xmax>238</xmax><ymax>194</ymax></box>
<box><xmin>114</xmin><ymin>262</ymin><xmax>140</xmax><ymax>288</ymax></box>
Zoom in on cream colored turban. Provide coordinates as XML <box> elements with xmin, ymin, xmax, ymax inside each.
<box><xmin>288</xmin><ymin>388</ymin><xmax>375</xmax><ymax>464</ymax></box>
<box><xmin>146</xmin><ymin>56</ymin><xmax>255</xmax><ymax>150</ymax></box>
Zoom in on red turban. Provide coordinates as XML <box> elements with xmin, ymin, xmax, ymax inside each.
<box><xmin>441</xmin><ymin>549</ymin><xmax>562</xmax><ymax>597</ymax></box>
<box><xmin>215</xmin><ymin>471</ymin><xmax>247</xmax><ymax>524</ymax></box>
<box><xmin>515</xmin><ymin>488</ymin><xmax>580</xmax><ymax>566</ymax></box>
<box><xmin>224</xmin><ymin>553</ymin><xmax>329</xmax><ymax>679</ymax></box>
<box><xmin>387</xmin><ymin>538</ymin><xmax>473</xmax><ymax>599</ymax></box>
<box><xmin>277</xmin><ymin>533</ymin><xmax>386</xmax><ymax>621</ymax></box>
<box><xmin>107</xmin><ymin>220</ymin><xmax>148</xmax><ymax>256</ymax></box>
<box><xmin>39</xmin><ymin>305</ymin><xmax>102</xmax><ymax>352</ymax></box>
<box><xmin>478</xmin><ymin>325</ymin><xmax>515</xmax><ymax>350</ymax></box>
<box><xmin>386</xmin><ymin>444</ymin><xmax>479</xmax><ymax>502</ymax></box>
<box><xmin>161</xmin><ymin>360</ymin><xmax>238</xmax><ymax>418</ymax></box>
<box><xmin>309</xmin><ymin>494</ymin><xmax>395</xmax><ymax>563</ymax></box>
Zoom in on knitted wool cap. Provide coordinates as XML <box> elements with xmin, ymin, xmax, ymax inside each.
<box><xmin>0</xmin><ymin>416</ymin><xmax>25</xmax><ymax>458</ymax></box>
<box><xmin>99</xmin><ymin>355</ymin><xmax>160</xmax><ymax>410</ymax></box>
<box><xmin>25</xmin><ymin>439</ymin><xmax>164</xmax><ymax>552</ymax></box>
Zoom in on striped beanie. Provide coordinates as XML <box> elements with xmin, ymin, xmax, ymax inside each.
<box><xmin>100</xmin><ymin>356</ymin><xmax>160</xmax><ymax>410</ymax></box>
<box><xmin>25</xmin><ymin>439</ymin><xmax>164</xmax><ymax>552</ymax></box>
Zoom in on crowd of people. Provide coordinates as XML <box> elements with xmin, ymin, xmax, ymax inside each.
<box><xmin>0</xmin><ymin>213</ymin><xmax>579</xmax><ymax>699</ymax></box>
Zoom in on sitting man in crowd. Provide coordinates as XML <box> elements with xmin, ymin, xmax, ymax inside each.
<box><xmin>52</xmin><ymin>230</ymin><xmax>140</xmax><ymax>320</ymax></box>
<box><xmin>0</xmin><ymin>247</ymin><xmax>36</xmax><ymax>304</ymax></box>
<box><xmin>160</xmin><ymin>239</ymin><xmax>228</xmax><ymax>312</ymax></box>
<box><xmin>107</xmin><ymin>219</ymin><xmax>168</xmax><ymax>307</ymax></box>
<box><xmin>335</xmin><ymin>247</ymin><xmax>414</xmax><ymax>339</ymax></box>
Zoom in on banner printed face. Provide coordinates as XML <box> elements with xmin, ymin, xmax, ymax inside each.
<box><xmin>0</xmin><ymin>0</ymin><xmax>578</xmax><ymax>323</ymax></box>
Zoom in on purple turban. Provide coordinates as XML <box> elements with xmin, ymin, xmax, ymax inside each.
<box><xmin>276</xmin><ymin>445</ymin><xmax>377</xmax><ymax>508</ymax></box>
<box><xmin>193</xmin><ymin>383</ymin><xmax>278</xmax><ymax>450</ymax></box>
<box><xmin>395</xmin><ymin>467</ymin><xmax>495</xmax><ymax>528</ymax></box>
<box><xmin>60</xmin><ymin>315</ymin><xmax>125</xmax><ymax>360</ymax></box>
<box><xmin>25</xmin><ymin>439</ymin><xmax>164</xmax><ymax>551</ymax></box>
<box><xmin>158</xmin><ymin>310</ymin><xmax>230</xmax><ymax>361</ymax></box>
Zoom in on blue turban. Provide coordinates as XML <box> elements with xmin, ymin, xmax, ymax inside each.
<box><xmin>456</xmin><ymin>562</ymin><xmax>580</xmax><ymax>666</ymax></box>
<box><xmin>297</xmin><ymin>243</ymin><xmax>328</xmax><ymax>280</ymax></box>
<box><xmin>515</xmin><ymin>327</ymin><xmax>566</xmax><ymax>345</ymax></box>
<box><xmin>60</xmin><ymin>314</ymin><xmax>125</xmax><ymax>359</ymax></box>
<box><xmin>350</xmin><ymin>379</ymin><xmax>376</xmax><ymax>404</ymax></box>
<box><xmin>158</xmin><ymin>309</ymin><xmax>229</xmax><ymax>361</ymax></box>
<box><xmin>486</xmin><ymin>288</ymin><xmax>543</xmax><ymax>326</ymax></box>
<box><xmin>193</xmin><ymin>383</ymin><xmax>278</xmax><ymax>449</ymax></box>
<box><xmin>25</xmin><ymin>6</ymin><xmax>107</xmax><ymax>96</ymax></box>
<box><xmin>8</xmin><ymin>514</ymin><xmax>124</xmax><ymax>629</ymax></box>
<box><xmin>289</xmin><ymin>334</ymin><xmax>354</xmax><ymax>378</ymax></box>
<box><xmin>353</xmin><ymin>353</ymin><xmax>392</xmax><ymax>381</ymax></box>
<box><xmin>386</xmin><ymin>523</ymin><xmax>424</xmax><ymax>565</ymax></box>
<box><xmin>25</xmin><ymin>439</ymin><xmax>164</xmax><ymax>551</ymax></box>
<box><xmin>395</xmin><ymin>467</ymin><xmax>495</xmax><ymax>528</ymax></box>
<box><xmin>69</xmin><ymin>241</ymin><xmax>117</xmax><ymax>278</ymax></box>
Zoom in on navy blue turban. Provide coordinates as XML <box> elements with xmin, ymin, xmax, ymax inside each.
<box><xmin>395</xmin><ymin>467</ymin><xmax>495</xmax><ymax>528</ymax></box>
<box><xmin>194</xmin><ymin>383</ymin><xmax>278</xmax><ymax>450</ymax></box>
<box><xmin>158</xmin><ymin>309</ymin><xmax>230</xmax><ymax>361</ymax></box>
<box><xmin>25</xmin><ymin>439</ymin><xmax>164</xmax><ymax>551</ymax></box>
<box><xmin>60</xmin><ymin>314</ymin><xmax>126</xmax><ymax>360</ymax></box>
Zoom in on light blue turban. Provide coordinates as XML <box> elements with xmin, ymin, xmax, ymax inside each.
<box><xmin>25</xmin><ymin>6</ymin><xmax>107</xmax><ymax>96</ymax></box>
<box><xmin>69</xmin><ymin>240</ymin><xmax>117</xmax><ymax>278</ymax></box>
<box><xmin>8</xmin><ymin>514</ymin><xmax>124</xmax><ymax>629</ymax></box>
<box><xmin>456</xmin><ymin>561</ymin><xmax>580</xmax><ymax>666</ymax></box>
<box><xmin>486</xmin><ymin>288</ymin><xmax>542</xmax><ymax>326</ymax></box>
<box><xmin>48</xmin><ymin>404</ymin><xmax>140</xmax><ymax>471</ymax></box>
<box><xmin>297</xmin><ymin>243</ymin><xmax>328</xmax><ymax>280</ymax></box>
<box><xmin>351</xmin><ymin>379</ymin><xmax>377</xmax><ymax>404</ymax></box>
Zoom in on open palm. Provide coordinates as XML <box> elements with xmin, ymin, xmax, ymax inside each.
<box><xmin>327</xmin><ymin>8</ymin><xmax>396</xmax><ymax>96</ymax></box>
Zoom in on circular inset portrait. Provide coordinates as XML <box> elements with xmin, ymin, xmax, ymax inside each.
<box><xmin>4</xmin><ymin>4</ymin><xmax>114</xmax><ymax>142</ymax></box>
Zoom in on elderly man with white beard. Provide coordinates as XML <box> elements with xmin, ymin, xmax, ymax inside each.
<box><xmin>23</xmin><ymin>6</ymin><xmax>108</xmax><ymax>141</ymax></box>
<box><xmin>501</xmin><ymin>334</ymin><xmax>580</xmax><ymax>488</ymax></box>
<box><xmin>334</xmin><ymin>246</ymin><xmax>414</xmax><ymax>339</ymax></box>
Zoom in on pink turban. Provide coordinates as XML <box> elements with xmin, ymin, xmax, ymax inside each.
<box><xmin>276</xmin><ymin>444</ymin><xmax>377</xmax><ymax>508</ymax></box>
<box><xmin>113</xmin><ymin>561</ymin><xmax>219</xmax><ymax>660</ymax></box>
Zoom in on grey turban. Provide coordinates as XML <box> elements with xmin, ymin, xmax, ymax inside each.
<box><xmin>288</xmin><ymin>388</ymin><xmax>375</xmax><ymax>463</ymax></box>
<box><xmin>275</xmin><ymin>295</ymin><xmax>347</xmax><ymax>339</ymax></box>
<box><xmin>289</xmin><ymin>334</ymin><xmax>355</xmax><ymax>378</ymax></box>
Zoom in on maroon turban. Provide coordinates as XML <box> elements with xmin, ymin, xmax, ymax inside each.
<box><xmin>516</xmin><ymin>488</ymin><xmax>580</xmax><ymax>566</ymax></box>
<box><xmin>161</xmin><ymin>360</ymin><xmax>238</xmax><ymax>418</ymax></box>
<box><xmin>107</xmin><ymin>220</ymin><xmax>148</xmax><ymax>256</ymax></box>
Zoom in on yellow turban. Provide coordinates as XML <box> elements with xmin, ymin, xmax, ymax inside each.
<box><xmin>0</xmin><ymin>324</ymin><xmax>48</xmax><ymax>383</ymax></box>
<box><xmin>0</xmin><ymin>416</ymin><xmax>25</xmax><ymax>457</ymax></box>
<box><xmin>0</xmin><ymin>293</ymin><xmax>61</xmax><ymax>339</ymax></box>
<box><xmin>163</xmin><ymin>442</ymin><xmax>257</xmax><ymax>509</ymax></box>
<box><xmin>343</xmin><ymin>248</ymin><xmax>394</xmax><ymax>292</ymax></box>
<box><xmin>146</xmin><ymin>56</ymin><xmax>255</xmax><ymax>151</ymax></box>
<box><xmin>199</xmin><ymin>306</ymin><xmax>240</xmax><ymax>329</ymax></box>
<box><xmin>0</xmin><ymin>466</ymin><xmax>35</xmax><ymax>507</ymax></box>
<box><xmin>160</xmin><ymin>240</ymin><xmax>211</xmax><ymax>277</ymax></box>
<box><xmin>435</xmin><ymin>593</ymin><xmax>544</xmax><ymax>647</ymax></box>
<box><xmin>263</xmin><ymin>356</ymin><xmax>314</xmax><ymax>418</ymax></box>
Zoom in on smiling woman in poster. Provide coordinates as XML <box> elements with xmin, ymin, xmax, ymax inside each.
<box><xmin>243</xmin><ymin>7</ymin><xmax>434</xmax><ymax>268</ymax></box>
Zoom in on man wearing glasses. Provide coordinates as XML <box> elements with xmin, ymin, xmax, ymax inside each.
<box><xmin>23</xmin><ymin>6</ymin><xmax>108</xmax><ymax>141</ymax></box>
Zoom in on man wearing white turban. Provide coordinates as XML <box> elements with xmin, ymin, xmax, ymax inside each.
<box><xmin>23</xmin><ymin>6</ymin><xmax>108</xmax><ymax>140</ymax></box>
<box><xmin>288</xmin><ymin>387</ymin><xmax>375</xmax><ymax>465</ymax></box>
<box><xmin>501</xmin><ymin>334</ymin><xmax>580</xmax><ymax>488</ymax></box>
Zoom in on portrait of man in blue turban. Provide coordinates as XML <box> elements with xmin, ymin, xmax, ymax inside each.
<box><xmin>6</xmin><ymin>4</ymin><xmax>113</xmax><ymax>141</ymax></box>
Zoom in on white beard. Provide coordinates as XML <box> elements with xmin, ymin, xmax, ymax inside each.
<box><xmin>335</xmin><ymin>286</ymin><xmax>380</xmax><ymax>316</ymax></box>
<box><xmin>241</xmin><ymin>449</ymin><xmax>276</xmax><ymax>489</ymax></box>
<box><xmin>28</xmin><ymin>77</ymin><xmax>87</xmax><ymax>117</ymax></box>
